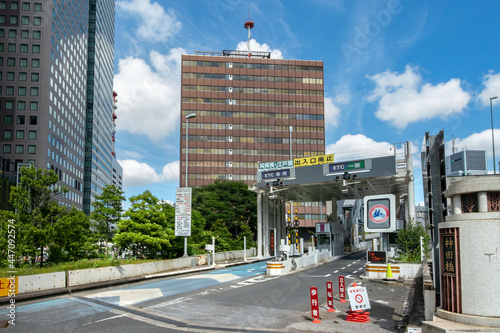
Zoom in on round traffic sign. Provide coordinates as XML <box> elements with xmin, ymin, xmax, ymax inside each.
<box><xmin>355</xmin><ymin>294</ymin><xmax>363</xmax><ymax>303</ymax></box>
<box><xmin>369</xmin><ymin>204</ymin><xmax>389</xmax><ymax>223</ymax></box>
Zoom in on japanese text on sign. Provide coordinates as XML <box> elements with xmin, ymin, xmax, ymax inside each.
<box><xmin>326</xmin><ymin>281</ymin><xmax>334</xmax><ymax>309</ymax></box>
<box><xmin>259</xmin><ymin>160</ymin><xmax>294</xmax><ymax>171</ymax></box>
<box><xmin>261</xmin><ymin>169</ymin><xmax>290</xmax><ymax>179</ymax></box>
<box><xmin>310</xmin><ymin>286</ymin><xmax>320</xmax><ymax>320</ymax></box>
<box><xmin>175</xmin><ymin>188</ymin><xmax>192</xmax><ymax>237</ymax></box>
<box><xmin>442</xmin><ymin>233</ymin><xmax>457</xmax><ymax>276</ymax></box>
<box><xmin>328</xmin><ymin>160</ymin><xmax>365</xmax><ymax>172</ymax></box>
<box><xmin>347</xmin><ymin>286</ymin><xmax>371</xmax><ymax>310</ymax></box>
<box><xmin>294</xmin><ymin>154</ymin><xmax>334</xmax><ymax>167</ymax></box>
<box><xmin>339</xmin><ymin>275</ymin><xmax>346</xmax><ymax>301</ymax></box>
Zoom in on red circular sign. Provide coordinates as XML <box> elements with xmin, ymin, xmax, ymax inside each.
<box><xmin>355</xmin><ymin>294</ymin><xmax>363</xmax><ymax>303</ymax></box>
<box><xmin>369</xmin><ymin>204</ymin><xmax>389</xmax><ymax>223</ymax></box>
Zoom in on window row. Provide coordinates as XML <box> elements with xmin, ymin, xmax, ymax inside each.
<box><xmin>183</xmin><ymin>122</ymin><xmax>324</xmax><ymax>133</ymax></box>
<box><xmin>183</xmin><ymin>160</ymin><xmax>258</xmax><ymax>168</ymax></box>
<box><xmin>3</xmin><ymin>129</ymin><xmax>37</xmax><ymax>139</ymax></box>
<box><xmin>0</xmin><ymin>15</ymin><xmax>42</xmax><ymax>25</ymax></box>
<box><xmin>183</xmin><ymin>85</ymin><xmax>323</xmax><ymax>96</ymax></box>
<box><xmin>182</xmin><ymin>147</ymin><xmax>323</xmax><ymax>157</ymax></box>
<box><xmin>2</xmin><ymin>86</ymin><xmax>39</xmax><ymax>96</ymax></box>
<box><xmin>2</xmin><ymin>115</ymin><xmax>37</xmax><ymax>125</ymax></box>
<box><xmin>183</xmin><ymin>72</ymin><xmax>323</xmax><ymax>84</ymax></box>
<box><xmin>0</xmin><ymin>2</ymin><xmax>42</xmax><ymax>11</ymax></box>
<box><xmin>182</xmin><ymin>60</ymin><xmax>323</xmax><ymax>72</ymax></box>
<box><xmin>182</xmin><ymin>135</ymin><xmax>324</xmax><ymax>145</ymax></box>
<box><xmin>0</xmin><ymin>43</ymin><xmax>41</xmax><ymax>53</ymax></box>
<box><xmin>0</xmin><ymin>100</ymin><xmax>38</xmax><ymax>111</ymax></box>
<box><xmin>0</xmin><ymin>71</ymin><xmax>39</xmax><ymax>81</ymax></box>
<box><xmin>3</xmin><ymin>144</ymin><xmax>36</xmax><ymax>154</ymax></box>
<box><xmin>182</xmin><ymin>110</ymin><xmax>324</xmax><ymax>121</ymax></box>
<box><xmin>0</xmin><ymin>29</ymin><xmax>41</xmax><ymax>39</ymax></box>
<box><xmin>0</xmin><ymin>57</ymin><xmax>41</xmax><ymax>68</ymax></box>
<box><xmin>182</xmin><ymin>97</ymin><xmax>324</xmax><ymax>108</ymax></box>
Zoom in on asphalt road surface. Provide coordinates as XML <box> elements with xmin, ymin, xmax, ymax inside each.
<box><xmin>1</xmin><ymin>252</ymin><xmax>409</xmax><ymax>332</ymax></box>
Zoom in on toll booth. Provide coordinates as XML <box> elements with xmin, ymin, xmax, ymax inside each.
<box><xmin>316</xmin><ymin>221</ymin><xmax>344</xmax><ymax>256</ymax></box>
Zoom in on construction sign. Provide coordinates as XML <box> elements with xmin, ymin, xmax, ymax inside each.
<box><xmin>294</xmin><ymin>154</ymin><xmax>334</xmax><ymax>167</ymax></box>
<box><xmin>0</xmin><ymin>277</ymin><xmax>17</xmax><ymax>297</ymax></box>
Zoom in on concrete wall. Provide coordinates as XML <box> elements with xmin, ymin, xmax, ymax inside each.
<box><xmin>18</xmin><ymin>272</ymin><xmax>66</xmax><ymax>293</ymax></box>
<box><xmin>214</xmin><ymin>248</ymin><xmax>256</xmax><ymax>262</ymax></box>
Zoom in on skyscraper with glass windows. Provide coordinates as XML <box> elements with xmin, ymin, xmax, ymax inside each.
<box><xmin>0</xmin><ymin>0</ymin><xmax>121</xmax><ymax>212</ymax></box>
<box><xmin>180</xmin><ymin>50</ymin><xmax>326</xmax><ymax>227</ymax></box>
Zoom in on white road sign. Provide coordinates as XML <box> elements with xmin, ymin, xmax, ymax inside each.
<box><xmin>175</xmin><ymin>188</ymin><xmax>192</xmax><ymax>236</ymax></box>
<box><xmin>347</xmin><ymin>285</ymin><xmax>371</xmax><ymax>311</ymax></box>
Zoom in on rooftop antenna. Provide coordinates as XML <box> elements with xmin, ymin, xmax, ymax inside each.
<box><xmin>244</xmin><ymin>13</ymin><xmax>254</xmax><ymax>57</ymax></box>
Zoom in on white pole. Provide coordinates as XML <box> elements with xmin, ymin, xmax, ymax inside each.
<box><xmin>257</xmin><ymin>193</ymin><xmax>263</xmax><ymax>257</ymax></box>
<box><xmin>289</xmin><ymin>125</ymin><xmax>293</xmax><ymax>159</ymax></box>
<box><xmin>244</xmin><ymin>236</ymin><xmax>247</xmax><ymax>262</ymax></box>
<box><xmin>212</xmin><ymin>236</ymin><xmax>215</xmax><ymax>266</ymax></box>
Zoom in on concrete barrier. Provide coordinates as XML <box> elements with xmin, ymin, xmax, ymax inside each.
<box><xmin>364</xmin><ymin>262</ymin><xmax>422</xmax><ymax>280</ymax></box>
<box><xmin>214</xmin><ymin>248</ymin><xmax>256</xmax><ymax>263</ymax></box>
<box><xmin>18</xmin><ymin>272</ymin><xmax>66</xmax><ymax>294</ymax></box>
<box><xmin>67</xmin><ymin>256</ymin><xmax>195</xmax><ymax>287</ymax></box>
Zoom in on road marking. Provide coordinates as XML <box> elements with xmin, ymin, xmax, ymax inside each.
<box><xmin>333</xmin><ymin>270</ymin><xmax>339</xmax><ymax>274</ymax></box>
<box><xmin>341</xmin><ymin>267</ymin><xmax>346</xmax><ymax>270</ymax></box>
<box><xmin>82</xmin><ymin>314</ymin><xmax>127</xmax><ymax>326</ymax></box>
<box><xmin>347</xmin><ymin>264</ymin><xmax>352</xmax><ymax>267</ymax></box>
<box><xmin>149</xmin><ymin>297</ymin><xmax>192</xmax><ymax>308</ymax></box>
<box><xmin>85</xmin><ymin>288</ymin><xmax>163</xmax><ymax>306</ymax></box>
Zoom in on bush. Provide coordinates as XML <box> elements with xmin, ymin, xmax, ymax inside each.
<box><xmin>395</xmin><ymin>222</ymin><xmax>430</xmax><ymax>263</ymax></box>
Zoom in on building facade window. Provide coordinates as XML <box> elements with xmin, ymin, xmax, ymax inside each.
<box><xmin>3</xmin><ymin>145</ymin><xmax>11</xmax><ymax>154</ymax></box>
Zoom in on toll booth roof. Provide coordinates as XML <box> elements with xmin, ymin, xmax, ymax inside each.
<box><xmin>252</xmin><ymin>155</ymin><xmax>409</xmax><ymax>202</ymax></box>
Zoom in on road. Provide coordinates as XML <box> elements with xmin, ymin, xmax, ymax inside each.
<box><xmin>1</xmin><ymin>252</ymin><xmax>409</xmax><ymax>332</ymax></box>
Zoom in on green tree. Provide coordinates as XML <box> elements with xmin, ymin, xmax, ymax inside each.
<box><xmin>114</xmin><ymin>191</ymin><xmax>174</xmax><ymax>259</ymax></box>
<box><xmin>395</xmin><ymin>221</ymin><xmax>431</xmax><ymax>262</ymax></box>
<box><xmin>51</xmin><ymin>207</ymin><xmax>93</xmax><ymax>262</ymax></box>
<box><xmin>192</xmin><ymin>180</ymin><xmax>257</xmax><ymax>239</ymax></box>
<box><xmin>9</xmin><ymin>166</ymin><xmax>66</xmax><ymax>267</ymax></box>
<box><xmin>0</xmin><ymin>210</ymin><xmax>17</xmax><ymax>268</ymax></box>
<box><xmin>91</xmin><ymin>185</ymin><xmax>125</xmax><ymax>256</ymax></box>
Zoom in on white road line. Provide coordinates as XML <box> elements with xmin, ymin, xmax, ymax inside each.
<box><xmin>341</xmin><ymin>267</ymin><xmax>346</xmax><ymax>270</ymax></box>
<box><xmin>333</xmin><ymin>270</ymin><xmax>339</xmax><ymax>273</ymax></box>
<box><xmin>347</xmin><ymin>264</ymin><xmax>352</xmax><ymax>267</ymax></box>
<box><xmin>82</xmin><ymin>314</ymin><xmax>127</xmax><ymax>326</ymax></box>
<box><xmin>149</xmin><ymin>297</ymin><xmax>192</xmax><ymax>308</ymax></box>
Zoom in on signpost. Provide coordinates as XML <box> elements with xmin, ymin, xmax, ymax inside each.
<box><xmin>309</xmin><ymin>286</ymin><xmax>321</xmax><ymax>323</ymax></box>
<box><xmin>339</xmin><ymin>275</ymin><xmax>347</xmax><ymax>303</ymax></box>
<box><xmin>175</xmin><ymin>187</ymin><xmax>192</xmax><ymax>257</ymax></box>
<box><xmin>326</xmin><ymin>281</ymin><xmax>335</xmax><ymax>312</ymax></box>
<box><xmin>175</xmin><ymin>188</ymin><xmax>192</xmax><ymax>237</ymax></box>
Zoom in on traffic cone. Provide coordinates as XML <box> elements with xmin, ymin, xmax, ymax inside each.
<box><xmin>384</xmin><ymin>263</ymin><xmax>396</xmax><ymax>281</ymax></box>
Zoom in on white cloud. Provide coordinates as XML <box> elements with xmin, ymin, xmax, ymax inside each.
<box><xmin>113</xmin><ymin>48</ymin><xmax>185</xmax><ymax>142</ymax></box>
<box><xmin>325</xmin><ymin>134</ymin><xmax>395</xmax><ymax>161</ymax></box>
<box><xmin>236</xmin><ymin>39</ymin><xmax>283</xmax><ymax>59</ymax></box>
<box><xmin>324</xmin><ymin>97</ymin><xmax>341</xmax><ymax>127</ymax></box>
<box><xmin>119</xmin><ymin>159</ymin><xmax>179</xmax><ymax>187</ymax></box>
<box><xmin>368</xmin><ymin>65</ymin><xmax>471</xmax><ymax>129</ymax></box>
<box><xmin>117</xmin><ymin>0</ymin><xmax>181</xmax><ymax>43</ymax></box>
<box><xmin>478</xmin><ymin>71</ymin><xmax>500</xmax><ymax>107</ymax></box>
<box><xmin>446</xmin><ymin>129</ymin><xmax>500</xmax><ymax>159</ymax></box>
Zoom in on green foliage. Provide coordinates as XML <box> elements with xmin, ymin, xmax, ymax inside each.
<box><xmin>114</xmin><ymin>191</ymin><xmax>175</xmax><ymax>259</ymax></box>
<box><xmin>192</xmin><ymin>180</ymin><xmax>257</xmax><ymax>239</ymax></box>
<box><xmin>51</xmin><ymin>207</ymin><xmax>94</xmax><ymax>262</ymax></box>
<box><xmin>9</xmin><ymin>167</ymin><xmax>66</xmax><ymax>267</ymax></box>
<box><xmin>91</xmin><ymin>185</ymin><xmax>125</xmax><ymax>254</ymax></box>
<box><xmin>395</xmin><ymin>221</ymin><xmax>430</xmax><ymax>263</ymax></box>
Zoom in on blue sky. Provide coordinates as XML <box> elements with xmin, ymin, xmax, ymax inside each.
<box><xmin>112</xmin><ymin>0</ymin><xmax>500</xmax><ymax>206</ymax></box>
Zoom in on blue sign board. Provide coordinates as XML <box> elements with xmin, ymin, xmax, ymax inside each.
<box><xmin>262</xmin><ymin>169</ymin><xmax>290</xmax><ymax>180</ymax></box>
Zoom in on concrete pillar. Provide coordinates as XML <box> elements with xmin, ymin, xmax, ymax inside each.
<box><xmin>478</xmin><ymin>191</ymin><xmax>488</xmax><ymax>212</ymax></box>
<box><xmin>257</xmin><ymin>193</ymin><xmax>263</xmax><ymax>257</ymax></box>
<box><xmin>452</xmin><ymin>195</ymin><xmax>461</xmax><ymax>215</ymax></box>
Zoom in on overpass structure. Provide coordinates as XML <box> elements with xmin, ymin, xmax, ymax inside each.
<box><xmin>250</xmin><ymin>142</ymin><xmax>415</xmax><ymax>258</ymax></box>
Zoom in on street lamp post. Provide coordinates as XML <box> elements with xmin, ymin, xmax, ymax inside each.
<box><xmin>184</xmin><ymin>113</ymin><xmax>196</xmax><ymax>257</ymax></box>
<box><xmin>490</xmin><ymin>97</ymin><xmax>498</xmax><ymax>174</ymax></box>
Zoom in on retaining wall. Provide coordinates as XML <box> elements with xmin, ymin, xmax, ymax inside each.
<box><xmin>6</xmin><ymin>248</ymin><xmax>256</xmax><ymax>297</ymax></box>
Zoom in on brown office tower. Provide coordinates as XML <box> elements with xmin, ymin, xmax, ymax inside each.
<box><xmin>180</xmin><ymin>46</ymin><xmax>327</xmax><ymax>228</ymax></box>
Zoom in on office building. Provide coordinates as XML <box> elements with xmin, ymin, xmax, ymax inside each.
<box><xmin>180</xmin><ymin>47</ymin><xmax>326</xmax><ymax>227</ymax></box>
<box><xmin>0</xmin><ymin>0</ymin><xmax>122</xmax><ymax>212</ymax></box>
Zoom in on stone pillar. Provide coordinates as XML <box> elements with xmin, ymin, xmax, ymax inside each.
<box><xmin>452</xmin><ymin>195</ymin><xmax>461</xmax><ymax>215</ymax></box>
<box><xmin>478</xmin><ymin>191</ymin><xmax>488</xmax><ymax>213</ymax></box>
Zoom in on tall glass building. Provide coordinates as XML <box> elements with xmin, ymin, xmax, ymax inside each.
<box><xmin>0</xmin><ymin>0</ymin><xmax>122</xmax><ymax>212</ymax></box>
